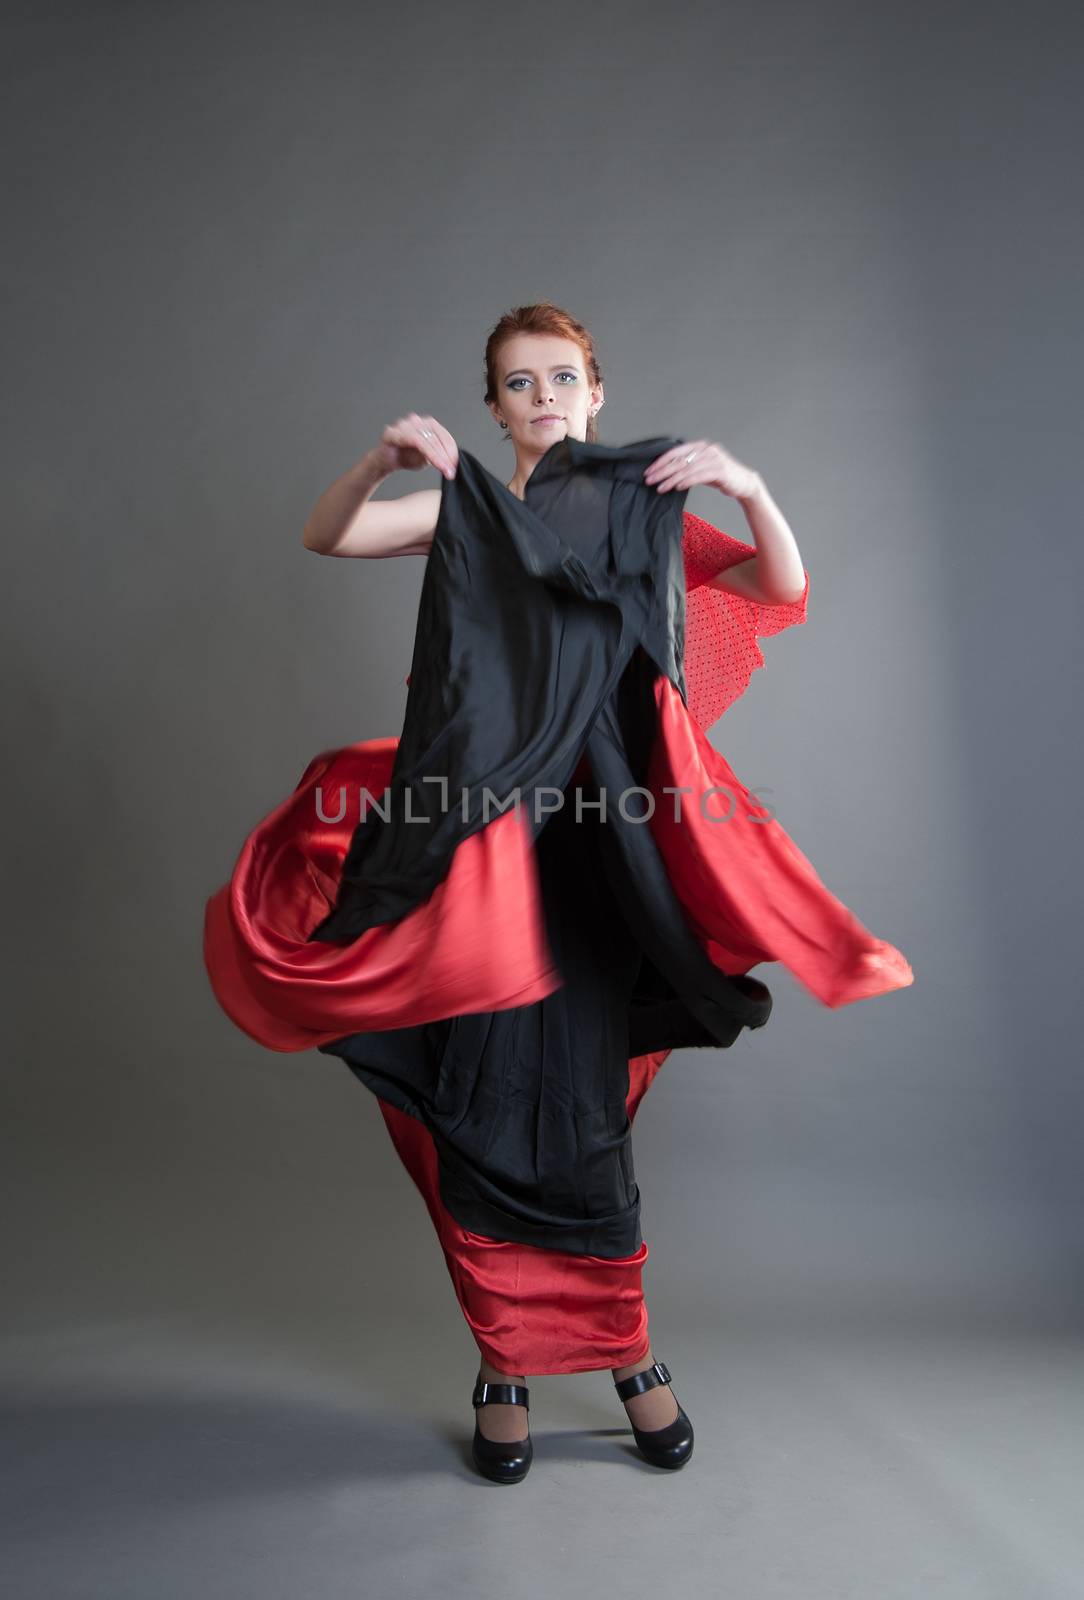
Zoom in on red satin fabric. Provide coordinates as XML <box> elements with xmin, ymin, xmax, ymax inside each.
<box><xmin>203</xmin><ymin>738</ymin><xmax>562</xmax><ymax>1053</ymax></box>
<box><xmin>377</xmin><ymin>1046</ymin><xmax>670</xmax><ymax>1374</ymax></box>
<box><xmin>202</xmin><ymin>512</ymin><xmax>914</xmax><ymax>1373</ymax></box>
<box><xmin>203</xmin><ymin>676</ymin><xmax>912</xmax><ymax>1052</ymax></box>
<box><xmin>646</xmin><ymin>674</ymin><xmax>915</xmax><ymax>1006</ymax></box>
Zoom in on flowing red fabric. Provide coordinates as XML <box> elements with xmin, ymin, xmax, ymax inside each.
<box><xmin>202</xmin><ymin>512</ymin><xmax>913</xmax><ymax>1373</ymax></box>
<box><xmin>203</xmin><ymin>512</ymin><xmax>910</xmax><ymax>1049</ymax></box>
<box><xmin>202</xmin><ymin>738</ymin><xmax>560</xmax><ymax>1053</ymax></box>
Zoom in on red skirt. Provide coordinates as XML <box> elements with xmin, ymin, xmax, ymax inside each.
<box><xmin>378</xmin><ymin>1048</ymin><xmax>669</xmax><ymax>1374</ymax></box>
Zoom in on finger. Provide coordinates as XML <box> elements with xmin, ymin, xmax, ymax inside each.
<box><xmin>664</xmin><ymin>445</ymin><xmax>719</xmax><ymax>488</ymax></box>
<box><xmin>642</xmin><ymin>445</ymin><xmax>688</xmax><ymax>480</ymax></box>
<box><xmin>644</xmin><ymin>442</ymin><xmax>705</xmax><ymax>481</ymax></box>
<box><xmin>422</xmin><ymin>415</ymin><xmax>457</xmax><ymax>477</ymax></box>
<box><xmin>384</xmin><ymin>423</ymin><xmax>418</xmax><ymax>457</ymax></box>
<box><xmin>430</xmin><ymin>418</ymin><xmax>459</xmax><ymax>473</ymax></box>
<box><xmin>405</xmin><ymin>415</ymin><xmax>441</xmax><ymax>473</ymax></box>
<box><xmin>652</xmin><ymin>465</ymin><xmax>708</xmax><ymax>493</ymax></box>
<box><xmin>389</xmin><ymin>416</ymin><xmax>422</xmax><ymax>449</ymax></box>
<box><xmin>416</xmin><ymin>415</ymin><xmax>456</xmax><ymax>478</ymax></box>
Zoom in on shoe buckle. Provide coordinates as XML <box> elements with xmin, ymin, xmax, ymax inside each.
<box><xmin>474</xmin><ymin>1378</ymin><xmax>529</xmax><ymax>1410</ymax></box>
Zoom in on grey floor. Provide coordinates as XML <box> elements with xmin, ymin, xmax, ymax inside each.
<box><xmin>3</xmin><ymin>1314</ymin><xmax>1082</xmax><ymax>1599</ymax></box>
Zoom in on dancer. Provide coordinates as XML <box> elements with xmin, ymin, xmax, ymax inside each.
<box><xmin>203</xmin><ymin>300</ymin><xmax>913</xmax><ymax>1483</ymax></box>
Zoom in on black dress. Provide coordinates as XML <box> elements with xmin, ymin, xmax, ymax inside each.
<box><xmin>308</xmin><ymin>437</ymin><xmax>773</xmax><ymax>1257</ymax></box>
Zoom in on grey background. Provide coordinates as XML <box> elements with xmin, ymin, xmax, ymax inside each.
<box><xmin>3</xmin><ymin>1</ymin><xmax>1082</xmax><ymax>1596</ymax></box>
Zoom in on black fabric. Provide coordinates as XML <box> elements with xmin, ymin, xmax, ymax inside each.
<box><xmin>314</xmin><ymin>436</ymin><xmax>772</xmax><ymax>1256</ymax></box>
<box><xmin>307</xmin><ymin>436</ymin><xmax>690</xmax><ymax>941</ymax></box>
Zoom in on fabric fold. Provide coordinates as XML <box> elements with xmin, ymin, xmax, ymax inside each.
<box><xmin>202</xmin><ymin>433</ymin><xmax>912</xmax><ymax>1259</ymax></box>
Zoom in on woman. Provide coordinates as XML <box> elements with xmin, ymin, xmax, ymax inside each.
<box><xmin>203</xmin><ymin>300</ymin><xmax>913</xmax><ymax>1484</ymax></box>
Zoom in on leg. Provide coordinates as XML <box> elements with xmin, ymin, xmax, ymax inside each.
<box><xmin>475</xmin><ymin>1354</ymin><xmax>530</xmax><ymax>1443</ymax></box>
<box><xmin>612</xmin><ymin>1332</ymin><xmax>680</xmax><ymax>1431</ymax></box>
<box><xmin>610</xmin><ymin>1055</ymin><xmax>680</xmax><ymax>1429</ymax></box>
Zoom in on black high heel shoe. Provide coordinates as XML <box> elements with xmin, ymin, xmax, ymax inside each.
<box><xmin>471</xmin><ymin>1370</ymin><xmax>533</xmax><ymax>1484</ymax></box>
<box><xmin>613</xmin><ymin>1359</ymin><xmax>694</xmax><ymax>1469</ymax></box>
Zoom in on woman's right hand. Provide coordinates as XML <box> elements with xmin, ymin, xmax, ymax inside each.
<box><xmin>372</xmin><ymin>413</ymin><xmax>458</xmax><ymax>480</ymax></box>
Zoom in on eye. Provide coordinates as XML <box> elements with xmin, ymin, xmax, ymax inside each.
<box><xmin>506</xmin><ymin>372</ymin><xmax>580</xmax><ymax>391</ymax></box>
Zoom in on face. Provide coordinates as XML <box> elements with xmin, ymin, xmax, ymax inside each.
<box><xmin>489</xmin><ymin>333</ymin><xmax>604</xmax><ymax>455</ymax></box>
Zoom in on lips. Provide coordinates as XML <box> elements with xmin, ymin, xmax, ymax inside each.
<box><xmin>532</xmin><ymin>416</ymin><xmax>564</xmax><ymax>424</ymax></box>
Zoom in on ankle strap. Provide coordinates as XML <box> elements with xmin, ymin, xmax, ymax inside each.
<box><xmin>473</xmin><ymin>1378</ymin><xmax>530</xmax><ymax>1410</ymax></box>
<box><xmin>613</xmin><ymin>1359</ymin><xmax>671</xmax><ymax>1401</ymax></box>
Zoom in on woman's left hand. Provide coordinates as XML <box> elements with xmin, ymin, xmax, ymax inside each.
<box><xmin>643</xmin><ymin>438</ymin><xmax>760</xmax><ymax>499</ymax></box>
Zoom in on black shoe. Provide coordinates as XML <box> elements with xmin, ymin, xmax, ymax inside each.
<box><xmin>613</xmin><ymin>1358</ymin><xmax>694</xmax><ymax>1469</ymax></box>
<box><xmin>471</xmin><ymin>1371</ymin><xmax>533</xmax><ymax>1484</ymax></box>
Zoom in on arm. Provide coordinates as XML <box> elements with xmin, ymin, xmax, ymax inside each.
<box><xmin>709</xmin><ymin>473</ymin><xmax>806</xmax><ymax>606</ymax></box>
<box><xmin>302</xmin><ymin>448</ymin><xmax>441</xmax><ymax>558</ymax></box>
<box><xmin>644</xmin><ymin>440</ymin><xmax>806</xmax><ymax>605</ymax></box>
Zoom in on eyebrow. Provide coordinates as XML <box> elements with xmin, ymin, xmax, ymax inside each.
<box><xmin>504</xmin><ymin>364</ymin><xmax>579</xmax><ymax>378</ymax></box>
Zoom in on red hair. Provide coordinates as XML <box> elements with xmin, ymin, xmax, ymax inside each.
<box><xmin>483</xmin><ymin>300</ymin><xmax>604</xmax><ymax>443</ymax></box>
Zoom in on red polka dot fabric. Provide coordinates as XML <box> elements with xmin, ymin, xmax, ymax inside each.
<box><xmin>681</xmin><ymin>510</ymin><xmax>809</xmax><ymax>731</ymax></box>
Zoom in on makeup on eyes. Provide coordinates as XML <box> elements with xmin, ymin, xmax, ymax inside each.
<box><xmin>505</xmin><ymin>370</ymin><xmax>579</xmax><ymax>388</ymax></box>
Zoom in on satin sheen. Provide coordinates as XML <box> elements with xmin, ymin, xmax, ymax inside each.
<box><xmin>202</xmin><ymin>436</ymin><xmax>913</xmax><ymax>1365</ymax></box>
<box><xmin>376</xmin><ymin>1047</ymin><xmax>671</xmax><ymax>1376</ymax></box>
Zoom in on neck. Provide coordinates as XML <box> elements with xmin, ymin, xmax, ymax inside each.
<box><xmin>506</xmin><ymin>451</ymin><xmax>548</xmax><ymax>501</ymax></box>
<box><xmin>506</xmin><ymin>428</ymin><xmax>582</xmax><ymax>500</ymax></box>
